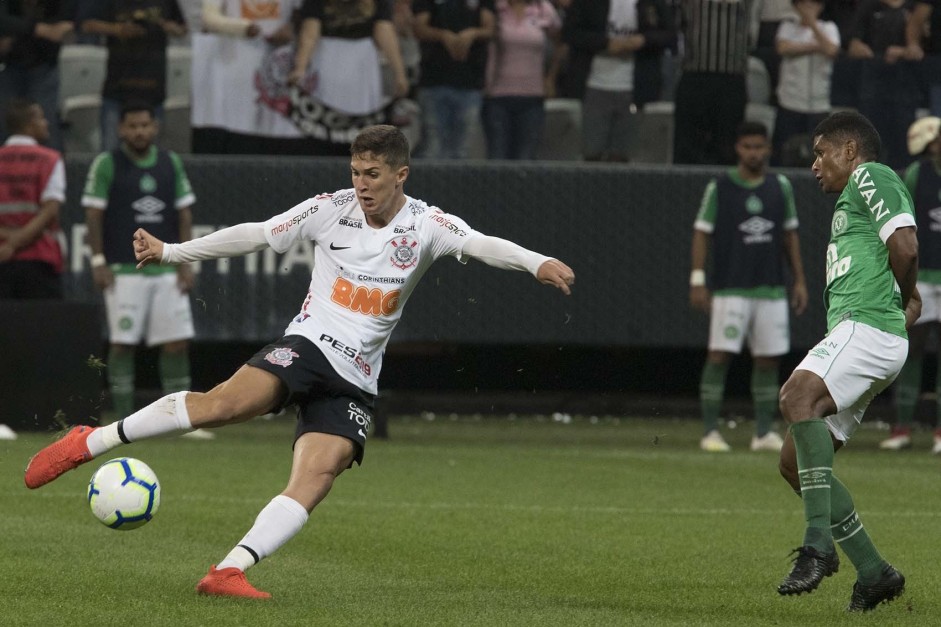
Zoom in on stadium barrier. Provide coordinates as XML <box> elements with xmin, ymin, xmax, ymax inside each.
<box><xmin>59</xmin><ymin>155</ymin><xmax>835</xmax><ymax>350</ymax></box>
<box><xmin>1</xmin><ymin>300</ymin><xmax>101</xmax><ymax>431</ymax></box>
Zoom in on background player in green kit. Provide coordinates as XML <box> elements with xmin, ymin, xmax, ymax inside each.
<box><xmin>776</xmin><ymin>111</ymin><xmax>920</xmax><ymax>611</ymax></box>
<box><xmin>83</xmin><ymin>101</ymin><xmax>211</xmax><ymax>439</ymax></box>
<box><xmin>690</xmin><ymin>121</ymin><xmax>808</xmax><ymax>453</ymax></box>
<box><xmin>881</xmin><ymin>116</ymin><xmax>941</xmax><ymax>453</ymax></box>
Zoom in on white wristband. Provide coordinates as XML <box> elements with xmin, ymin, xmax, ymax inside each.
<box><xmin>90</xmin><ymin>253</ymin><xmax>107</xmax><ymax>268</ymax></box>
<box><xmin>689</xmin><ymin>269</ymin><xmax>706</xmax><ymax>287</ymax></box>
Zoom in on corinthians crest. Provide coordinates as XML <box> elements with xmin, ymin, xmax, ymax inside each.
<box><xmin>264</xmin><ymin>347</ymin><xmax>300</xmax><ymax>368</ymax></box>
<box><xmin>389</xmin><ymin>235</ymin><xmax>419</xmax><ymax>270</ymax></box>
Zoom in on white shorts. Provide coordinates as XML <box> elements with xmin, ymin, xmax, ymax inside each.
<box><xmin>104</xmin><ymin>273</ymin><xmax>194</xmax><ymax>347</ymax></box>
<box><xmin>914</xmin><ymin>281</ymin><xmax>941</xmax><ymax>325</ymax></box>
<box><xmin>708</xmin><ymin>295</ymin><xmax>790</xmax><ymax>357</ymax></box>
<box><xmin>795</xmin><ymin>320</ymin><xmax>907</xmax><ymax>441</ymax></box>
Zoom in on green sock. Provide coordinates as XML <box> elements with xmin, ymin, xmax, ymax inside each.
<box><xmin>790</xmin><ymin>419</ymin><xmax>834</xmax><ymax>552</ymax></box>
<box><xmin>830</xmin><ymin>475</ymin><xmax>886</xmax><ymax>585</ymax></box>
<box><xmin>700</xmin><ymin>361</ymin><xmax>729</xmax><ymax>434</ymax></box>
<box><xmin>894</xmin><ymin>357</ymin><xmax>922</xmax><ymax>429</ymax></box>
<box><xmin>107</xmin><ymin>348</ymin><xmax>135</xmax><ymax>418</ymax></box>
<box><xmin>751</xmin><ymin>365</ymin><xmax>779</xmax><ymax>437</ymax></box>
<box><xmin>159</xmin><ymin>350</ymin><xmax>191</xmax><ymax>393</ymax></box>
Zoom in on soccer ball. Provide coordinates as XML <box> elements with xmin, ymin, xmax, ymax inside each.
<box><xmin>87</xmin><ymin>457</ymin><xmax>161</xmax><ymax>530</ymax></box>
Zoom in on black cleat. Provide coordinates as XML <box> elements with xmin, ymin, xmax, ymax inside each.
<box><xmin>777</xmin><ymin>546</ymin><xmax>840</xmax><ymax>596</ymax></box>
<box><xmin>847</xmin><ymin>564</ymin><xmax>905</xmax><ymax>612</ymax></box>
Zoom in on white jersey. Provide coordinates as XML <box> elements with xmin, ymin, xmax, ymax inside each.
<box><xmin>263</xmin><ymin>189</ymin><xmax>478</xmax><ymax>394</ymax></box>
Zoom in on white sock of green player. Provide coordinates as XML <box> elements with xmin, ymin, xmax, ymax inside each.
<box><xmin>216</xmin><ymin>495</ymin><xmax>309</xmax><ymax>572</ymax></box>
<box><xmin>86</xmin><ymin>392</ymin><xmax>194</xmax><ymax>457</ymax></box>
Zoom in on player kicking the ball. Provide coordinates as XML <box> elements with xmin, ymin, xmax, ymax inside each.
<box><xmin>776</xmin><ymin>111</ymin><xmax>918</xmax><ymax>611</ymax></box>
<box><xmin>24</xmin><ymin>125</ymin><xmax>575</xmax><ymax>599</ymax></box>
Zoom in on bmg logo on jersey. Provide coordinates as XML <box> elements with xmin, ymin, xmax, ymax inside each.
<box><xmin>330</xmin><ymin>277</ymin><xmax>401</xmax><ymax>317</ymax></box>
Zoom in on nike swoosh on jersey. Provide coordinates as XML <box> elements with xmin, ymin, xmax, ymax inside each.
<box><xmin>330</xmin><ymin>243</ymin><xmax>351</xmax><ymax>250</ymax></box>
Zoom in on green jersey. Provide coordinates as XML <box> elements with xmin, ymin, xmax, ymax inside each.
<box><xmin>825</xmin><ymin>162</ymin><xmax>916</xmax><ymax>337</ymax></box>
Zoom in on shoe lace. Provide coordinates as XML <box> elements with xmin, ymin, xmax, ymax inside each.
<box><xmin>785</xmin><ymin>546</ymin><xmax>819</xmax><ymax>575</ymax></box>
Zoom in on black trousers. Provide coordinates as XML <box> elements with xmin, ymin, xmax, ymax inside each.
<box><xmin>673</xmin><ymin>72</ymin><xmax>747</xmax><ymax>166</ymax></box>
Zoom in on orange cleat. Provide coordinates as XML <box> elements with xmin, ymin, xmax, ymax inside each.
<box><xmin>196</xmin><ymin>565</ymin><xmax>271</xmax><ymax>600</ymax></box>
<box><xmin>24</xmin><ymin>425</ymin><xmax>96</xmax><ymax>489</ymax></box>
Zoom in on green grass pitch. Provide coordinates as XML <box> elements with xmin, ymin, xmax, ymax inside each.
<box><xmin>2</xmin><ymin>415</ymin><xmax>938</xmax><ymax>626</ymax></box>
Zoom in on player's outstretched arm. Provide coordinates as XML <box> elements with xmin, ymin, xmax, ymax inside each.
<box><xmin>462</xmin><ymin>234</ymin><xmax>574</xmax><ymax>295</ymax></box>
<box><xmin>135</xmin><ymin>222</ymin><xmax>270</xmax><ymax>269</ymax></box>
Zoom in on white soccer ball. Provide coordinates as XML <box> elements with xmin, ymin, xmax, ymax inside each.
<box><xmin>87</xmin><ymin>457</ymin><xmax>161</xmax><ymax>530</ymax></box>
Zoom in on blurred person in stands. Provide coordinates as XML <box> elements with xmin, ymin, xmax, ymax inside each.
<box><xmin>393</xmin><ymin>0</ymin><xmax>421</xmax><ymax>96</ymax></box>
<box><xmin>191</xmin><ymin>0</ymin><xmax>297</xmax><ymax>154</ymax></box>
<box><xmin>845</xmin><ymin>0</ymin><xmax>920</xmax><ymax>169</ymax></box>
<box><xmin>881</xmin><ymin>116</ymin><xmax>941</xmax><ymax>452</ymax></box>
<box><xmin>81</xmin><ymin>0</ymin><xmax>187</xmax><ymax>152</ymax></box>
<box><xmin>82</xmin><ymin>100</ymin><xmax>211</xmax><ymax>439</ymax></box>
<box><xmin>561</xmin><ymin>0</ymin><xmax>675</xmax><ymax>162</ymax></box>
<box><xmin>0</xmin><ymin>1</ymin><xmax>75</xmax><ymax>151</ymax></box>
<box><xmin>413</xmin><ymin>0</ymin><xmax>495</xmax><ymax>158</ymax></box>
<box><xmin>689</xmin><ymin>121</ymin><xmax>808</xmax><ymax>453</ymax></box>
<box><xmin>754</xmin><ymin>0</ymin><xmax>798</xmax><ymax>107</ymax></box>
<box><xmin>288</xmin><ymin>0</ymin><xmax>409</xmax><ymax>155</ymax></box>
<box><xmin>482</xmin><ymin>0</ymin><xmax>561</xmax><ymax>160</ymax></box>
<box><xmin>673</xmin><ymin>0</ymin><xmax>751</xmax><ymax>165</ymax></box>
<box><xmin>771</xmin><ymin>0</ymin><xmax>840</xmax><ymax>166</ymax></box>
<box><xmin>906</xmin><ymin>0</ymin><xmax>941</xmax><ymax>116</ymax></box>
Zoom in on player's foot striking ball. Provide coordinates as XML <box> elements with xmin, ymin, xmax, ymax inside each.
<box><xmin>24</xmin><ymin>425</ymin><xmax>97</xmax><ymax>488</ymax></box>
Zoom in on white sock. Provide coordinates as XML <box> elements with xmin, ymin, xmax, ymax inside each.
<box><xmin>216</xmin><ymin>495</ymin><xmax>309</xmax><ymax>572</ymax></box>
<box><xmin>87</xmin><ymin>392</ymin><xmax>193</xmax><ymax>457</ymax></box>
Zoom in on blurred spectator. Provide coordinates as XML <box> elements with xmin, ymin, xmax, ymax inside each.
<box><xmin>482</xmin><ymin>0</ymin><xmax>561</xmax><ymax>159</ymax></box>
<box><xmin>0</xmin><ymin>99</ymin><xmax>66</xmax><ymax>299</ymax></box>
<box><xmin>290</xmin><ymin>0</ymin><xmax>409</xmax><ymax>149</ymax></box>
<box><xmin>413</xmin><ymin>0</ymin><xmax>495</xmax><ymax>159</ymax></box>
<box><xmin>882</xmin><ymin>116</ymin><xmax>941</xmax><ymax>452</ymax></box>
<box><xmin>754</xmin><ymin>0</ymin><xmax>797</xmax><ymax>106</ymax></box>
<box><xmin>393</xmin><ymin>0</ymin><xmax>421</xmax><ymax>95</ymax></box>
<box><xmin>822</xmin><ymin>0</ymin><xmax>859</xmax><ymax>46</ymax></box>
<box><xmin>846</xmin><ymin>0</ymin><xmax>919</xmax><ymax>169</ymax></box>
<box><xmin>562</xmin><ymin>0</ymin><xmax>675</xmax><ymax>162</ymax></box>
<box><xmin>673</xmin><ymin>0</ymin><xmax>751</xmax><ymax>165</ymax></box>
<box><xmin>771</xmin><ymin>0</ymin><xmax>840</xmax><ymax>166</ymax></box>
<box><xmin>906</xmin><ymin>0</ymin><xmax>941</xmax><ymax>116</ymax></box>
<box><xmin>81</xmin><ymin>0</ymin><xmax>187</xmax><ymax>152</ymax></box>
<box><xmin>0</xmin><ymin>1</ymin><xmax>76</xmax><ymax>151</ymax></box>
<box><xmin>191</xmin><ymin>0</ymin><xmax>297</xmax><ymax>154</ymax></box>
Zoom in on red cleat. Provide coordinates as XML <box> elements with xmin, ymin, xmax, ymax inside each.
<box><xmin>24</xmin><ymin>425</ymin><xmax>96</xmax><ymax>489</ymax></box>
<box><xmin>196</xmin><ymin>565</ymin><xmax>271</xmax><ymax>599</ymax></box>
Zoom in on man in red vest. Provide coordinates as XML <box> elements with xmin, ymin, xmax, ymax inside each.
<box><xmin>0</xmin><ymin>98</ymin><xmax>66</xmax><ymax>299</ymax></box>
